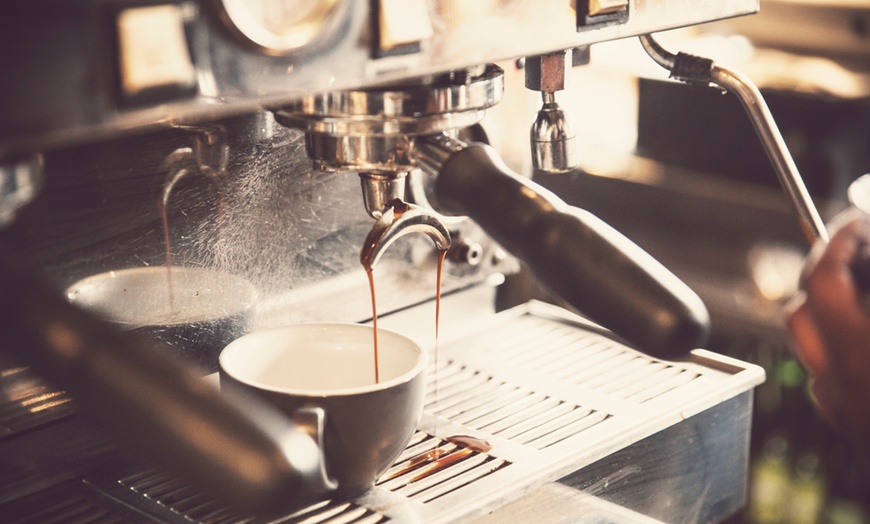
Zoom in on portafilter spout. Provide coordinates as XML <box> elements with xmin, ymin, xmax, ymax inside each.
<box><xmin>271</xmin><ymin>64</ymin><xmax>504</xmax><ymax>221</ymax></box>
<box><xmin>361</xmin><ymin>198</ymin><xmax>451</xmax><ymax>270</ymax></box>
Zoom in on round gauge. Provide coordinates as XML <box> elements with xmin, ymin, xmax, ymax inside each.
<box><xmin>217</xmin><ymin>0</ymin><xmax>343</xmax><ymax>55</ymax></box>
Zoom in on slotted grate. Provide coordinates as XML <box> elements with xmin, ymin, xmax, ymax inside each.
<box><xmin>0</xmin><ymin>301</ymin><xmax>764</xmax><ymax>523</ymax></box>
<box><xmin>376</xmin><ymin>432</ymin><xmax>510</xmax><ymax>502</ymax></box>
<box><xmin>426</xmin><ymin>361</ymin><xmax>611</xmax><ymax>450</ymax></box>
<box><xmin>469</xmin><ymin>314</ymin><xmax>706</xmax><ymax>405</ymax></box>
<box><xmin>0</xmin><ymin>366</ymin><xmax>75</xmax><ymax>439</ymax></box>
<box><xmin>117</xmin><ymin>469</ymin><xmax>389</xmax><ymax>524</ymax></box>
<box><xmin>0</xmin><ymin>480</ymin><xmax>142</xmax><ymax>524</ymax></box>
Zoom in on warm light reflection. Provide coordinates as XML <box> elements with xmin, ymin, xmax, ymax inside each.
<box><xmin>748</xmin><ymin>244</ymin><xmax>805</xmax><ymax>302</ymax></box>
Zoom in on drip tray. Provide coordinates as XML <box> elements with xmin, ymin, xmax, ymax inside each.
<box><xmin>368</xmin><ymin>300</ymin><xmax>765</xmax><ymax>523</ymax></box>
<box><xmin>0</xmin><ymin>299</ymin><xmax>765</xmax><ymax>523</ymax></box>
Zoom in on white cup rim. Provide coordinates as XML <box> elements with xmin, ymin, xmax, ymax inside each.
<box><xmin>219</xmin><ymin>322</ymin><xmax>427</xmax><ymax>396</ymax></box>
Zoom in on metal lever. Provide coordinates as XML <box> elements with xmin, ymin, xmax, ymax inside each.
<box><xmin>639</xmin><ymin>34</ymin><xmax>828</xmax><ymax>246</ymax></box>
<box><xmin>416</xmin><ymin>134</ymin><xmax>710</xmax><ymax>359</ymax></box>
<box><xmin>638</xmin><ymin>36</ymin><xmax>870</xmax><ymax>313</ymax></box>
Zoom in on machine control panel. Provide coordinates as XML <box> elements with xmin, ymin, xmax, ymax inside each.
<box><xmin>0</xmin><ymin>0</ymin><xmax>759</xmax><ymax>160</ymax></box>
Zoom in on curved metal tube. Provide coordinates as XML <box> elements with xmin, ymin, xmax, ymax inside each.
<box><xmin>638</xmin><ymin>34</ymin><xmax>675</xmax><ymax>71</ymax></box>
<box><xmin>709</xmin><ymin>65</ymin><xmax>828</xmax><ymax>244</ymax></box>
<box><xmin>360</xmin><ymin>199</ymin><xmax>451</xmax><ymax>270</ymax></box>
<box><xmin>639</xmin><ymin>34</ymin><xmax>829</xmax><ymax>245</ymax></box>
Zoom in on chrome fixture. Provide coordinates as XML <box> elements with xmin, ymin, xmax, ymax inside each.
<box><xmin>525</xmin><ymin>50</ymin><xmax>579</xmax><ymax>174</ymax></box>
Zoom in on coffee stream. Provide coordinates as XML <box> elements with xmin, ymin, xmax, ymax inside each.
<box><xmin>362</xmin><ymin>201</ymin><xmax>491</xmax><ymax>482</ymax></box>
<box><xmin>364</xmin><ymin>267</ymin><xmax>381</xmax><ymax>383</ymax></box>
<box><xmin>160</xmin><ymin>200</ymin><xmax>177</xmax><ymax>312</ymax></box>
<box><xmin>160</xmin><ymin>169</ymin><xmax>226</xmax><ymax>322</ymax></box>
<box><xmin>165</xmin><ymin>179</ymin><xmax>490</xmax><ymax>480</ymax></box>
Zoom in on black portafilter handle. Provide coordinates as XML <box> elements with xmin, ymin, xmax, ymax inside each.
<box><xmin>417</xmin><ymin>135</ymin><xmax>710</xmax><ymax>359</ymax></box>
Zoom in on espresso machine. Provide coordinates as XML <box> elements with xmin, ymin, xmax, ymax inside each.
<box><xmin>0</xmin><ymin>1</ymin><xmax>773</xmax><ymax>522</ymax></box>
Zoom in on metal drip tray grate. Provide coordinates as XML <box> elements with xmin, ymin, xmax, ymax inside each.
<box><xmin>0</xmin><ymin>364</ymin><xmax>75</xmax><ymax>439</ymax></box>
<box><xmin>113</xmin><ymin>469</ymin><xmax>389</xmax><ymax>523</ymax></box>
<box><xmin>426</xmin><ymin>359</ymin><xmax>612</xmax><ymax>451</ymax></box>
<box><xmin>376</xmin><ymin>432</ymin><xmax>511</xmax><ymax>502</ymax></box>
<box><xmin>361</xmin><ymin>301</ymin><xmax>764</xmax><ymax>522</ymax></box>
<box><xmin>0</xmin><ymin>301</ymin><xmax>764</xmax><ymax>523</ymax></box>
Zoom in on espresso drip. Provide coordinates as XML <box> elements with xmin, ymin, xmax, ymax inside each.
<box><xmin>360</xmin><ymin>199</ymin><xmax>448</xmax><ymax>385</ymax></box>
<box><xmin>409</xmin><ymin>448</ymin><xmax>474</xmax><ymax>483</ymax></box>
<box><xmin>381</xmin><ymin>434</ymin><xmax>492</xmax><ymax>483</ymax></box>
<box><xmin>445</xmin><ymin>434</ymin><xmax>492</xmax><ymax>453</ymax></box>
<box><xmin>159</xmin><ymin>200</ymin><xmax>176</xmax><ymax>311</ymax></box>
<box><xmin>365</xmin><ymin>266</ymin><xmax>380</xmax><ymax>383</ymax></box>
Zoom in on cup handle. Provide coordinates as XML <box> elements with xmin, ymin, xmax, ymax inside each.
<box><xmin>292</xmin><ymin>406</ymin><xmax>339</xmax><ymax>491</ymax></box>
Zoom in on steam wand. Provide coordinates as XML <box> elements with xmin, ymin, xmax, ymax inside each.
<box><xmin>638</xmin><ymin>34</ymin><xmax>828</xmax><ymax>246</ymax></box>
<box><xmin>639</xmin><ymin>36</ymin><xmax>870</xmax><ymax>316</ymax></box>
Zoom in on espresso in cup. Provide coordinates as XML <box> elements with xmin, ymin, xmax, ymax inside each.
<box><xmin>219</xmin><ymin>322</ymin><xmax>427</xmax><ymax>496</ymax></box>
<box><xmin>66</xmin><ymin>266</ymin><xmax>257</xmax><ymax>373</ymax></box>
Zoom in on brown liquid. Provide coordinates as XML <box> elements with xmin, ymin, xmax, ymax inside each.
<box><xmin>404</xmin><ymin>436</ymin><xmax>491</xmax><ymax>482</ymax></box>
<box><xmin>381</xmin><ymin>433</ymin><xmax>494</xmax><ymax>483</ymax></box>
<box><xmin>159</xmin><ymin>200</ymin><xmax>176</xmax><ymax>311</ymax></box>
<box><xmin>360</xmin><ymin>200</ymin><xmax>414</xmax><ymax>385</ymax></box>
<box><xmin>445</xmin><ymin>434</ymin><xmax>492</xmax><ymax>453</ymax></box>
<box><xmin>415</xmin><ymin>446</ymin><xmax>450</xmax><ymax>466</ymax></box>
<box><xmin>365</xmin><ymin>266</ymin><xmax>380</xmax><ymax>383</ymax></box>
<box><xmin>409</xmin><ymin>448</ymin><xmax>474</xmax><ymax>483</ymax></box>
<box><xmin>361</xmin><ymin>201</ymin><xmax>491</xmax><ymax>465</ymax></box>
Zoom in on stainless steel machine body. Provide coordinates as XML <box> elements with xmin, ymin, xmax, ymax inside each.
<box><xmin>0</xmin><ymin>1</ymin><xmax>765</xmax><ymax>522</ymax></box>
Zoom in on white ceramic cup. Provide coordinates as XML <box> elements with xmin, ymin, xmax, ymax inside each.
<box><xmin>218</xmin><ymin>322</ymin><xmax>427</xmax><ymax>496</ymax></box>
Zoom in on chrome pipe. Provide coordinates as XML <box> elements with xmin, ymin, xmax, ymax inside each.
<box><xmin>639</xmin><ymin>34</ymin><xmax>828</xmax><ymax>245</ymax></box>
